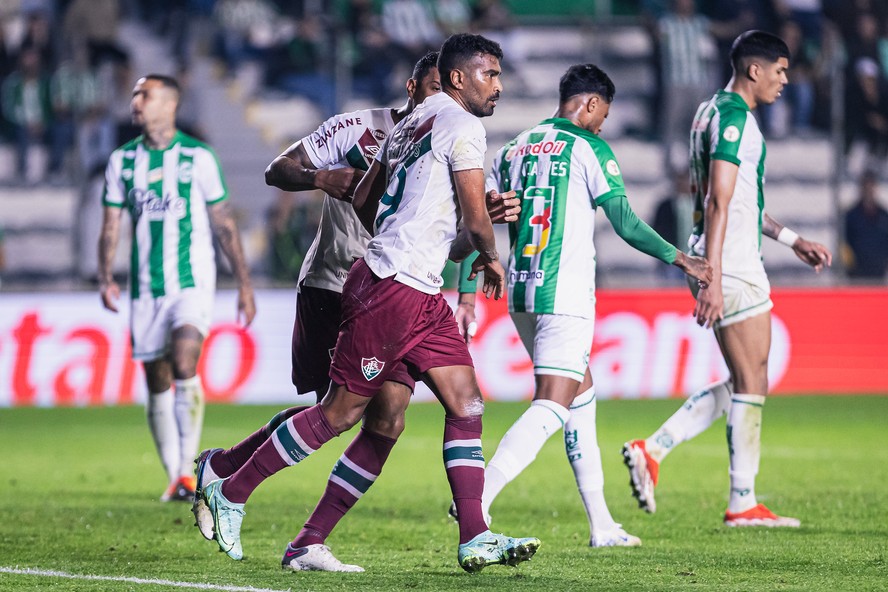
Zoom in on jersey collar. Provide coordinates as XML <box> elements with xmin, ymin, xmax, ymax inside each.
<box><xmin>716</xmin><ymin>89</ymin><xmax>750</xmax><ymax>111</ymax></box>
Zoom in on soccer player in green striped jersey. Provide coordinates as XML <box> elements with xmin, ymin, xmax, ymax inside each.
<box><xmin>98</xmin><ymin>74</ymin><xmax>255</xmax><ymax>503</ymax></box>
<box><xmin>482</xmin><ymin>64</ymin><xmax>712</xmax><ymax>547</ymax></box>
<box><xmin>623</xmin><ymin>31</ymin><xmax>832</xmax><ymax>528</ymax></box>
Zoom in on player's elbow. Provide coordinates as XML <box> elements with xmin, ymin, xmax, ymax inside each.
<box><xmin>264</xmin><ymin>163</ymin><xmax>278</xmax><ymax>187</ymax></box>
<box><xmin>264</xmin><ymin>158</ymin><xmax>286</xmax><ymax>188</ymax></box>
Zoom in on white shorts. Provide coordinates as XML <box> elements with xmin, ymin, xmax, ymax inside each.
<box><xmin>689</xmin><ymin>272</ymin><xmax>773</xmax><ymax>328</ymax></box>
<box><xmin>510</xmin><ymin>312</ymin><xmax>594</xmax><ymax>381</ymax></box>
<box><xmin>130</xmin><ymin>288</ymin><xmax>214</xmax><ymax>361</ymax></box>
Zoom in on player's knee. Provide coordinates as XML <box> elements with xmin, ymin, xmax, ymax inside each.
<box><xmin>318</xmin><ymin>406</ymin><xmax>361</xmax><ymax>434</ymax></box>
<box><xmin>320</xmin><ymin>387</ymin><xmax>369</xmax><ymax>434</ymax></box>
<box><xmin>449</xmin><ymin>393</ymin><xmax>484</xmax><ymax>418</ymax></box>
<box><xmin>143</xmin><ymin>360</ymin><xmax>172</xmax><ymax>393</ymax></box>
<box><xmin>170</xmin><ymin>357</ymin><xmax>198</xmax><ymax>380</ymax></box>
<box><xmin>363</xmin><ymin>413</ymin><xmax>405</xmax><ymax>439</ymax></box>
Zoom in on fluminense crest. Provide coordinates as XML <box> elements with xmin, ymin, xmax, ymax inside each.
<box><xmin>361</xmin><ymin>357</ymin><xmax>385</xmax><ymax>381</ymax></box>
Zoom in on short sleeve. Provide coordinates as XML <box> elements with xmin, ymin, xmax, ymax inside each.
<box><xmin>585</xmin><ymin>138</ymin><xmax>627</xmax><ymax>206</ymax></box>
<box><xmin>710</xmin><ymin>108</ymin><xmax>747</xmax><ymax>165</ymax></box>
<box><xmin>485</xmin><ymin>151</ymin><xmax>502</xmax><ymax>193</ymax></box>
<box><xmin>446</xmin><ymin>114</ymin><xmax>486</xmax><ymax>172</ymax></box>
<box><xmin>101</xmin><ymin>152</ymin><xmax>124</xmax><ymax>207</ymax></box>
<box><xmin>195</xmin><ymin>146</ymin><xmax>228</xmax><ymax>204</ymax></box>
<box><xmin>303</xmin><ymin>112</ymin><xmax>373</xmax><ymax>170</ymax></box>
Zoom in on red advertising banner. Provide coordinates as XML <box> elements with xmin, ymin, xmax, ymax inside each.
<box><xmin>455</xmin><ymin>287</ymin><xmax>888</xmax><ymax>399</ymax></box>
<box><xmin>0</xmin><ymin>288</ymin><xmax>885</xmax><ymax>407</ymax></box>
<box><xmin>588</xmin><ymin>287</ymin><xmax>887</xmax><ymax>396</ymax></box>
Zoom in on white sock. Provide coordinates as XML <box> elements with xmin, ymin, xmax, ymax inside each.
<box><xmin>174</xmin><ymin>376</ymin><xmax>205</xmax><ymax>479</ymax></box>
<box><xmin>565</xmin><ymin>387</ymin><xmax>617</xmax><ymax>534</ymax></box>
<box><xmin>645</xmin><ymin>380</ymin><xmax>733</xmax><ymax>463</ymax></box>
<box><xmin>146</xmin><ymin>388</ymin><xmax>179</xmax><ymax>483</ymax></box>
<box><xmin>727</xmin><ymin>393</ymin><xmax>765</xmax><ymax>513</ymax></box>
<box><xmin>482</xmin><ymin>398</ymin><xmax>570</xmax><ymax>517</ymax></box>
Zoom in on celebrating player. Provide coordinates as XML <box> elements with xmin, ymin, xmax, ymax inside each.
<box><xmin>477</xmin><ymin>64</ymin><xmax>712</xmax><ymax>547</ymax></box>
<box><xmin>196</xmin><ymin>34</ymin><xmax>539</xmax><ymax>573</ymax></box>
<box><xmin>622</xmin><ymin>31</ymin><xmax>831</xmax><ymax>526</ymax></box>
<box><xmin>98</xmin><ymin>74</ymin><xmax>256</xmax><ymax>503</ymax></box>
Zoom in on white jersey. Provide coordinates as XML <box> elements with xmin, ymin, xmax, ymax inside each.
<box><xmin>365</xmin><ymin>92</ymin><xmax>487</xmax><ymax>294</ymax></box>
<box><xmin>300</xmin><ymin>108</ymin><xmax>397</xmax><ymax>292</ymax></box>
<box><xmin>689</xmin><ymin>89</ymin><xmax>768</xmax><ymax>283</ymax></box>
<box><xmin>487</xmin><ymin>117</ymin><xmax>627</xmax><ymax>318</ymax></box>
<box><xmin>102</xmin><ymin>130</ymin><xmax>226</xmax><ymax>299</ymax></box>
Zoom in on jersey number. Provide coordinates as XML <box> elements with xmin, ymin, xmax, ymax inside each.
<box><xmin>522</xmin><ymin>186</ymin><xmax>554</xmax><ymax>257</ymax></box>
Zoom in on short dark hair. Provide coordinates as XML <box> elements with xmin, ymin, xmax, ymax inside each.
<box><xmin>730</xmin><ymin>31</ymin><xmax>790</xmax><ymax>73</ymax></box>
<box><xmin>143</xmin><ymin>73</ymin><xmax>181</xmax><ymax>97</ymax></box>
<box><xmin>412</xmin><ymin>51</ymin><xmax>439</xmax><ymax>82</ymax></box>
<box><xmin>559</xmin><ymin>64</ymin><xmax>615</xmax><ymax>104</ymax></box>
<box><xmin>438</xmin><ymin>33</ymin><xmax>503</xmax><ymax>88</ymax></box>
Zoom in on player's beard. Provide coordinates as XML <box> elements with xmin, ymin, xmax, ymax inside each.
<box><xmin>469</xmin><ymin>92</ymin><xmax>500</xmax><ymax>117</ymax></box>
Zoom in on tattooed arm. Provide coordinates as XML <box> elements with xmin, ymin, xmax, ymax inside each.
<box><xmin>98</xmin><ymin>206</ymin><xmax>123</xmax><ymax>313</ymax></box>
<box><xmin>208</xmin><ymin>200</ymin><xmax>257</xmax><ymax>326</ymax></box>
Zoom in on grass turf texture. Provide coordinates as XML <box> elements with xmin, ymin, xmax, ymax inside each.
<box><xmin>0</xmin><ymin>396</ymin><xmax>886</xmax><ymax>591</ymax></box>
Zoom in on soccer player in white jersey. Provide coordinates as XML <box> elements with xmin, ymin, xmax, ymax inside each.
<box><xmin>479</xmin><ymin>64</ymin><xmax>712</xmax><ymax>547</ymax></box>
<box><xmin>191</xmin><ymin>53</ymin><xmax>518</xmax><ymax>572</ymax></box>
<box><xmin>622</xmin><ymin>31</ymin><xmax>831</xmax><ymax>527</ymax></box>
<box><xmin>195</xmin><ymin>35</ymin><xmax>539</xmax><ymax>573</ymax></box>
<box><xmin>98</xmin><ymin>74</ymin><xmax>255</xmax><ymax>502</ymax></box>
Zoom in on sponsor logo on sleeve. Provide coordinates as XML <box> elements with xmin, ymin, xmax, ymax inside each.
<box><xmin>723</xmin><ymin>125</ymin><xmax>740</xmax><ymax>142</ymax></box>
<box><xmin>313</xmin><ymin>116</ymin><xmax>364</xmax><ymax>149</ymax></box>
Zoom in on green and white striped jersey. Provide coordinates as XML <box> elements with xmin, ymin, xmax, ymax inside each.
<box><xmin>487</xmin><ymin>118</ymin><xmax>627</xmax><ymax>318</ymax></box>
<box><xmin>102</xmin><ymin>130</ymin><xmax>227</xmax><ymax>299</ymax></box>
<box><xmin>689</xmin><ymin>89</ymin><xmax>768</xmax><ymax>280</ymax></box>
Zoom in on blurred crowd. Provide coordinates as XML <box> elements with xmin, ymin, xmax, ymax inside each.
<box><xmin>2</xmin><ymin>0</ymin><xmax>886</xmax><ymax>184</ymax></box>
<box><xmin>0</xmin><ymin>0</ymin><xmax>519</xmax><ymax>185</ymax></box>
<box><xmin>0</xmin><ymin>0</ymin><xmax>886</xmax><ymax>283</ymax></box>
<box><xmin>643</xmin><ymin>0</ymin><xmax>888</xmax><ymax>173</ymax></box>
<box><xmin>202</xmin><ymin>0</ymin><xmax>521</xmax><ymax>115</ymax></box>
<box><xmin>0</xmin><ymin>0</ymin><xmax>205</xmax><ymax>188</ymax></box>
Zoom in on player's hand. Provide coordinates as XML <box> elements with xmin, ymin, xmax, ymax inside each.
<box><xmin>694</xmin><ymin>280</ymin><xmax>723</xmax><ymax>328</ymax></box>
<box><xmin>792</xmin><ymin>238</ymin><xmax>832</xmax><ymax>273</ymax></box>
<box><xmin>472</xmin><ymin>258</ymin><xmax>505</xmax><ymax>300</ymax></box>
<box><xmin>317</xmin><ymin>167</ymin><xmax>364</xmax><ymax>201</ymax></box>
<box><xmin>486</xmin><ymin>189</ymin><xmax>520</xmax><ymax>224</ymax></box>
<box><xmin>99</xmin><ymin>280</ymin><xmax>120</xmax><ymax>313</ymax></box>
<box><xmin>674</xmin><ymin>252</ymin><xmax>713</xmax><ymax>288</ymax></box>
<box><xmin>237</xmin><ymin>284</ymin><xmax>257</xmax><ymax>327</ymax></box>
<box><xmin>455</xmin><ymin>293</ymin><xmax>478</xmax><ymax>344</ymax></box>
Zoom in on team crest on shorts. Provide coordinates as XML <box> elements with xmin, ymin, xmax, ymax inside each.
<box><xmin>361</xmin><ymin>357</ymin><xmax>385</xmax><ymax>381</ymax></box>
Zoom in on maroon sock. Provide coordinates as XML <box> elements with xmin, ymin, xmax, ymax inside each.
<box><xmin>221</xmin><ymin>405</ymin><xmax>338</xmax><ymax>503</ymax></box>
<box><xmin>443</xmin><ymin>415</ymin><xmax>487</xmax><ymax>543</ymax></box>
<box><xmin>212</xmin><ymin>406</ymin><xmax>308</xmax><ymax>477</ymax></box>
<box><xmin>292</xmin><ymin>427</ymin><xmax>397</xmax><ymax>548</ymax></box>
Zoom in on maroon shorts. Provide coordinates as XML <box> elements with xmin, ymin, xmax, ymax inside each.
<box><xmin>329</xmin><ymin>258</ymin><xmax>474</xmax><ymax>397</ymax></box>
<box><xmin>292</xmin><ymin>280</ymin><xmax>416</xmax><ymax>397</ymax></box>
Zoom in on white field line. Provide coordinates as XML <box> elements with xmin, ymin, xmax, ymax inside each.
<box><xmin>0</xmin><ymin>566</ymin><xmax>292</xmax><ymax>592</ymax></box>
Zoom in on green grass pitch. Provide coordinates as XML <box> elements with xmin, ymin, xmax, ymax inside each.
<box><xmin>1</xmin><ymin>396</ymin><xmax>886</xmax><ymax>591</ymax></box>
